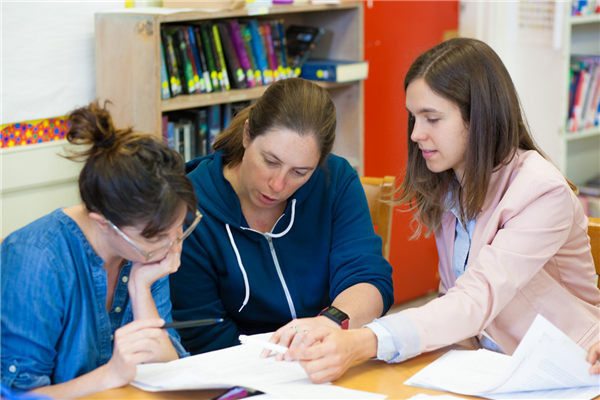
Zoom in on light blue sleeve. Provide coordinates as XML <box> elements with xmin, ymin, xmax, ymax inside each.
<box><xmin>1</xmin><ymin>241</ymin><xmax>60</xmax><ymax>391</ymax></box>
<box><xmin>365</xmin><ymin>312</ymin><xmax>421</xmax><ymax>363</ymax></box>
<box><xmin>151</xmin><ymin>276</ymin><xmax>190</xmax><ymax>358</ymax></box>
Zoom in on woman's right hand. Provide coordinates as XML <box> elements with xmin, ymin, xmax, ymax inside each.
<box><xmin>103</xmin><ymin>318</ymin><xmax>167</xmax><ymax>387</ymax></box>
<box><xmin>587</xmin><ymin>341</ymin><xmax>600</xmax><ymax>375</ymax></box>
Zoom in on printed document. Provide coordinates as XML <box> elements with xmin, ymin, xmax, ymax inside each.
<box><xmin>405</xmin><ymin>314</ymin><xmax>600</xmax><ymax>399</ymax></box>
<box><xmin>132</xmin><ymin>333</ymin><xmax>386</xmax><ymax>399</ymax></box>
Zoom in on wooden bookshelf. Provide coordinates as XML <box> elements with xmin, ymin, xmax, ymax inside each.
<box><xmin>95</xmin><ymin>2</ymin><xmax>365</xmax><ymax>172</ymax></box>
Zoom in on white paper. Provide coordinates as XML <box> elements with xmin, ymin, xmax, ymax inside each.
<box><xmin>405</xmin><ymin>315</ymin><xmax>600</xmax><ymax>399</ymax></box>
<box><xmin>133</xmin><ymin>333</ymin><xmax>385</xmax><ymax>399</ymax></box>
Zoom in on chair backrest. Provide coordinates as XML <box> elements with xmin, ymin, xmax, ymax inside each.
<box><xmin>360</xmin><ymin>176</ymin><xmax>395</xmax><ymax>261</ymax></box>
<box><xmin>588</xmin><ymin>217</ymin><xmax>600</xmax><ymax>289</ymax></box>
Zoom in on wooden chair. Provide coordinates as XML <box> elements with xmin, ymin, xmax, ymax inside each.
<box><xmin>588</xmin><ymin>217</ymin><xmax>600</xmax><ymax>289</ymax></box>
<box><xmin>360</xmin><ymin>176</ymin><xmax>395</xmax><ymax>261</ymax></box>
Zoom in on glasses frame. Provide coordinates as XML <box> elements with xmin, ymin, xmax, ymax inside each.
<box><xmin>105</xmin><ymin>210</ymin><xmax>202</xmax><ymax>262</ymax></box>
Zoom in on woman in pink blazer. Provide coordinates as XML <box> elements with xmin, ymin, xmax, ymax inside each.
<box><xmin>273</xmin><ymin>37</ymin><xmax>600</xmax><ymax>383</ymax></box>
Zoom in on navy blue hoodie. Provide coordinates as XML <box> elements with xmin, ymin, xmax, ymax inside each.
<box><xmin>170</xmin><ymin>151</ymin><xmax>393</xmax><ymax>354</ymax></box>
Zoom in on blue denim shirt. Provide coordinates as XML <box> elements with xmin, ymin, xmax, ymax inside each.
<box><xmin>1</xmin><ymin>209</ymin><xmax>188</xmax><ymax>392</ymax></box>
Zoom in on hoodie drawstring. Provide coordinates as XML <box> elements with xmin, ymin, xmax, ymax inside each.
<box><xmin>226</xmin><ymin>223</ymin><xmax>250</xmax><ymax>312</ymax></box>
<box><xmin>226</xmin><ymin>199</ymin><xmax>297</xmax><ymax>313</ymax></box>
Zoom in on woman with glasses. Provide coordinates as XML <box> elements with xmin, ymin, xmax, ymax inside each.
<box><xmin>170</xmin><ymin>78</ymin><xmax>394</xmax><ymax>354</ymax></box>
<box><xmin>1</xmin><ymin>102</ymin><xmax>199</xmax><ymax>398</ymax></box>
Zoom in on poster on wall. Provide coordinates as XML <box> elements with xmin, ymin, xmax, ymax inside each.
<box><xmin>1</xmin><ymin>1</ymin><xmax>123</xmax><ymax>134</ymax></box>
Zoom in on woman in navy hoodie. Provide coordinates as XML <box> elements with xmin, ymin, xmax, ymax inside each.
<box><xmin>170</xmin><ymin>78</ymin><xmax>394</xmax><ymax>354</ymax></box>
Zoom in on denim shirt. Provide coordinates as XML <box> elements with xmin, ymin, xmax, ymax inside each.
<box><xmin>1</xmin><ymin>209</ymin><xmax>188</xmax><ymax>392</ymax></box>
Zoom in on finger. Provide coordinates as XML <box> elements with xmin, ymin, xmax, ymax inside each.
<box><xmin>114</xmin><ymin>328</ymin><xmax>165</xmax><ymax>350</ymax></box>
<box><xmin>286</xmin><ymin>341</ymin><xmax>327</xmax><ymax>361</ymax></box>
<box><xmin>590</xmin><ymin>363</ymin><xmax>600</xmax><ymax>375</ymax></box>
<box><xmin>261</xmin><ymin>329</ymin><xmax>284</xmax><ymax>358</ymax></box>
<box><xmin>116</xmin><ymin>318</ymin><xmax>165</xmax><ymax>335</ymax></box>
<box><xmin>114</xmin><ymin>336</ymin><xmax>163</xmax><ymax>362</ymax></box>
<box><xmin>586</xmin><ymin>346</ymin><xmax>600</xmax><ymax>362</ymax></box>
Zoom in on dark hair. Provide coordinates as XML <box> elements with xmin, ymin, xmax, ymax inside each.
<box><xmin>213</xmin><ymin>78</ymin><xmax>336</xmax><ymax>166</ymax></box>
<box><xmin>397</xmin><ymin>38</ymin><xmax>574</xmax><ymax>237</ymax></box>
<box><xmin>63</xmin><ymin>101</ymin><xmax>197</xmax><ymax>238</ymax></box>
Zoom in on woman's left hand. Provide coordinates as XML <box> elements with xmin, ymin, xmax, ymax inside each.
<box><xmin>129</xmin><ymin>244</ymin><xmax>182</xmax><ymax>290</ymax></box>
<box><xmin>263</xmin><ymin>316</ymin><xmax>340</xmax><ymax>360</ymax></box>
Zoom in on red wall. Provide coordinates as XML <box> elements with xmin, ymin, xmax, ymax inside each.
<box><xmin>363</xmin><ymin>1</ymin><xmax>459</xmax><ymax>303</ymax></box>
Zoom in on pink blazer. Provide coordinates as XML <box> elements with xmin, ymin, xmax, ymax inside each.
<box><xmin>401</xmin><ymin>149</ymin><xmax>600</xmax><ymax>355</ymax></box>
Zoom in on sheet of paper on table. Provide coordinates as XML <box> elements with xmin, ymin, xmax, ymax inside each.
<box><xmin>133</xmin><ymin>332</ymin><xmax>387</xmax><ymax>399</ymax></box>
<box><xmin>404</xmin><ymin>314</ymin><xmax>600</xmax><ymax>399</ymax></box>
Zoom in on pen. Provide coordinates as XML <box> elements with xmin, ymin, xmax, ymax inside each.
<box><xmin>162</xmin><ymin>318</ymin><xmax>224</xmax><ymax>329</ymax></box>
<box><xmin>238</xmin><ymin>334</ymin><xmax>288</xmax><ymax>354</ymax></box>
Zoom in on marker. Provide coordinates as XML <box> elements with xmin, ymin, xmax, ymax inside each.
<box><xmin>239</xmin><ymin>334</ymin><xmax>288</xmax><ymax>354</ymax></box>
<box><xmin>162</xmin><ymin>318</ymin><xmax>223</xmax><ymax>329</ymax></box>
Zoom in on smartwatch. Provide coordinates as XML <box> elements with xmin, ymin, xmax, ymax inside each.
<box><xmin>319</xmin><ymin>306</ymin><xmax>349</xmax><ymax>330</ymax></box>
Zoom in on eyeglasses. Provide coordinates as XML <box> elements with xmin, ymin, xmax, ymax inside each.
<box><xmin>105</xmin><ymin>210</ymin><xmax>202</xmax><ymax>262</ymax></box>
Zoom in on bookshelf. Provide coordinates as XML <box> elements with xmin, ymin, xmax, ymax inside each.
<box><xmin>560</xmin><ymin>12</ymin><xmax>600</xmax><ymax>186</ymax></box>
<box><xmin>95</xmin><ymin>2</ymin><xmax>366</xmax><ymax>173</ymax></box>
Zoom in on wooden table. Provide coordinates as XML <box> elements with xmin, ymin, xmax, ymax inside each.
<box><xmin>79</xmin><ymin>347</ymin><xmax>477</xmax><ymax>400</ymax></box>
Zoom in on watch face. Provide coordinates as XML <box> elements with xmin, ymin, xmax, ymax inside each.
<box><xmin>325</xmin><ymin>307</ymin><xmax>348</xmax><ymax>321</ymax></box>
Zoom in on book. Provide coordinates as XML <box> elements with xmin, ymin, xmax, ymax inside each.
<box><xmin>211</xmin><ymin>23</ymin><xmax>231</xmax><ymax>91</ymax></box>
<box><xmin>161</xmin><ymin>28</ymin><xmax>183</xmax><ymax>96</ymax></box>
<box><xmin>198</xmin><ymin>23</ymin><xmax>221</xmax><ymax>91</ymax></box>
<box><xmin>182</xmin><ymin>26</ymin><xmax>204</xmax><ymax>93</ymax></box>
<box><xmin>261</xmin><ymin>21</ymin><xmax>279</xmax><ymax>81</ymax></box>
<box><xmin>228</xmin><ymin>20</ymin><xmax>255</xmax><ymax>88</ymax></box>
<box><xmin>192</xmin><ymin>26</ymin><xmax>213</xmax><ymax>93</ymax></box>
<box><xmin>207</xmin><ymin>104</ymin><xmax>221</xmax><ymax>154</ymax></box>
<box><xmin>271</xmin><ymin>20</ymin><xmax>288</xmax><ymax>79</ymax></box>
<box><xmin>285</xmin><ymin>25</ymin><xmax>325</xmax><ymax>73</ymax></box>
<box><xmin>217</xmin><ymin>22</ymin><xmax>246</xmax><ymax>89</ymax></box>
<box><xmin>159</xmin><ymin>42</ymin><xmax>171</xmax><ymax>99</ymax></box>
<box><xmin>300</xmin><ymin>59</ymin><xmax>368</xmax><ymax>83</ymax></box>
<box><xmin>248</xmin><ymin>19</ymin><xmax>271</xmax><ymax>85</ymax></box>
<box><xmin>242</xmin><ymin>22</ymin><xmax>263</xmax><ymax>86</ymax></box>
<box><xmin>172</xmin><ymin>28</ymin><xmax>197</xmax><ymax>94</ymax></box>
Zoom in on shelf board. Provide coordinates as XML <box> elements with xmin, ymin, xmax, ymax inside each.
<box><xmin>140</xmin><ymin>2</ymin><xmax>362</xmax><ymax>23</ymax></box>
<box><xmin>563</xmin><ymin>126</ymin><xmax>600</xmax><ymax>141</ymax></box>
<box><xmin>161</xmin><ymin>80</ymin><xmax>357</xmax><ymax>112</ymax></box>
<box><xmin>570</xmin><ymin>14</ymin><xmax>600</xmax><ymax>25</ymax></box>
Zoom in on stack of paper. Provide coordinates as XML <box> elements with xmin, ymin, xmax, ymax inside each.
<box><xmin>405</xmin><ymin>315</ymin><xmax>600</xmax><ymax>399</ymax></box>
<box><xmin>133</xmin><ymin>333</ymin><xmax>386</xmax><ymax>399</ymax></box>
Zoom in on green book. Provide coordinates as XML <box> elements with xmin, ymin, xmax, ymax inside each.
<box><xmin>199</xmin><ymin>23</ymin><xmax>221</xmax><ymax>91</ymax></box>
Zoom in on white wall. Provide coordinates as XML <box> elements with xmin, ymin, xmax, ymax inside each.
<box><xmin>1</xmin><ymin>1</ymin><xmax>124</xmax><ymax>237</ymax></box>
<box><xmin>459</xmin><ymin>1</ymin><xmax>566</xmax><ymax>168</ymax></box>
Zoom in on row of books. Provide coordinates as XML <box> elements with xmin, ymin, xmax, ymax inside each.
<box><xmin>571</xmin><ymin>0</ymin><xmax>600</xmax><ymax>16</ymax></box>
<box><xmin>160</xmin><ymin>19</ymin><xmax>324</xmax><ymax>99</ymax></box>
<box><xmin>567</xmin><ymin>55</ymin><xmax>600</xmax><ymax>133</ymax></box>
<box><xmin>161</xmin><ymin>101</ymin><xmax>251</xmax><ymax>161</ymax></box>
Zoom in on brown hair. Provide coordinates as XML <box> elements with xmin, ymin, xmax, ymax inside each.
<box><xmin>63</xmin><ymin>101</ymin><xmax>197</xmax><ymax>238</ymax></box>
<box><xmin>213</xmin><ymin>78</ymin><xmax>336</xmax><ymax>167</ymax></box>
<box><xmin>397</xmin><ymin>38</ymin><xmax>574</xmax><ymax>238</ymax></box>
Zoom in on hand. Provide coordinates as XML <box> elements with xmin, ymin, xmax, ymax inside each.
<box><xmin>283</xmin><ymin>326</ymin><xmax>377</xmax><ymax>384</ymax></box>
<box><xmin>103</xmin><ymin>318</ymin><xmax>168</xmax><ymax>387</ymax></box>
<box><xmin>129</xmin><ymin>243</ymin><xmax>182</xmax><ymax>290</ymax></box>
<box><xmin>262</xmin><ymin>316</ymin><xmax>340</xmax><ymax>360</ymax></box>
<box><xmin>587</xmin><ymin>341</ymin><xmax>600</xmax><ymax>375</ymax></box>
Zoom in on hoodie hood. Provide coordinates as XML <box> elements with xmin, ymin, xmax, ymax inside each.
<box><xmin>186</xmin><ymin>150</ymin><xmax>320</xmax><ymax>231</ymax></box>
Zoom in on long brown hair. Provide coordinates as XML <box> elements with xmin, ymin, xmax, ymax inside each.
<box><xmin>63</xmin><ymin>101</ymin><xmax>197</xmax><ymax>238</ymax></box>
<box><xmin>397</xmin><ymin>38</ymin><xmax>574</xmax><ymax>238</ymax></box>
<box><xmin>213</xmin><ymin>78</ymin><xmax>336</xmax><ymax>167</ymax></box>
